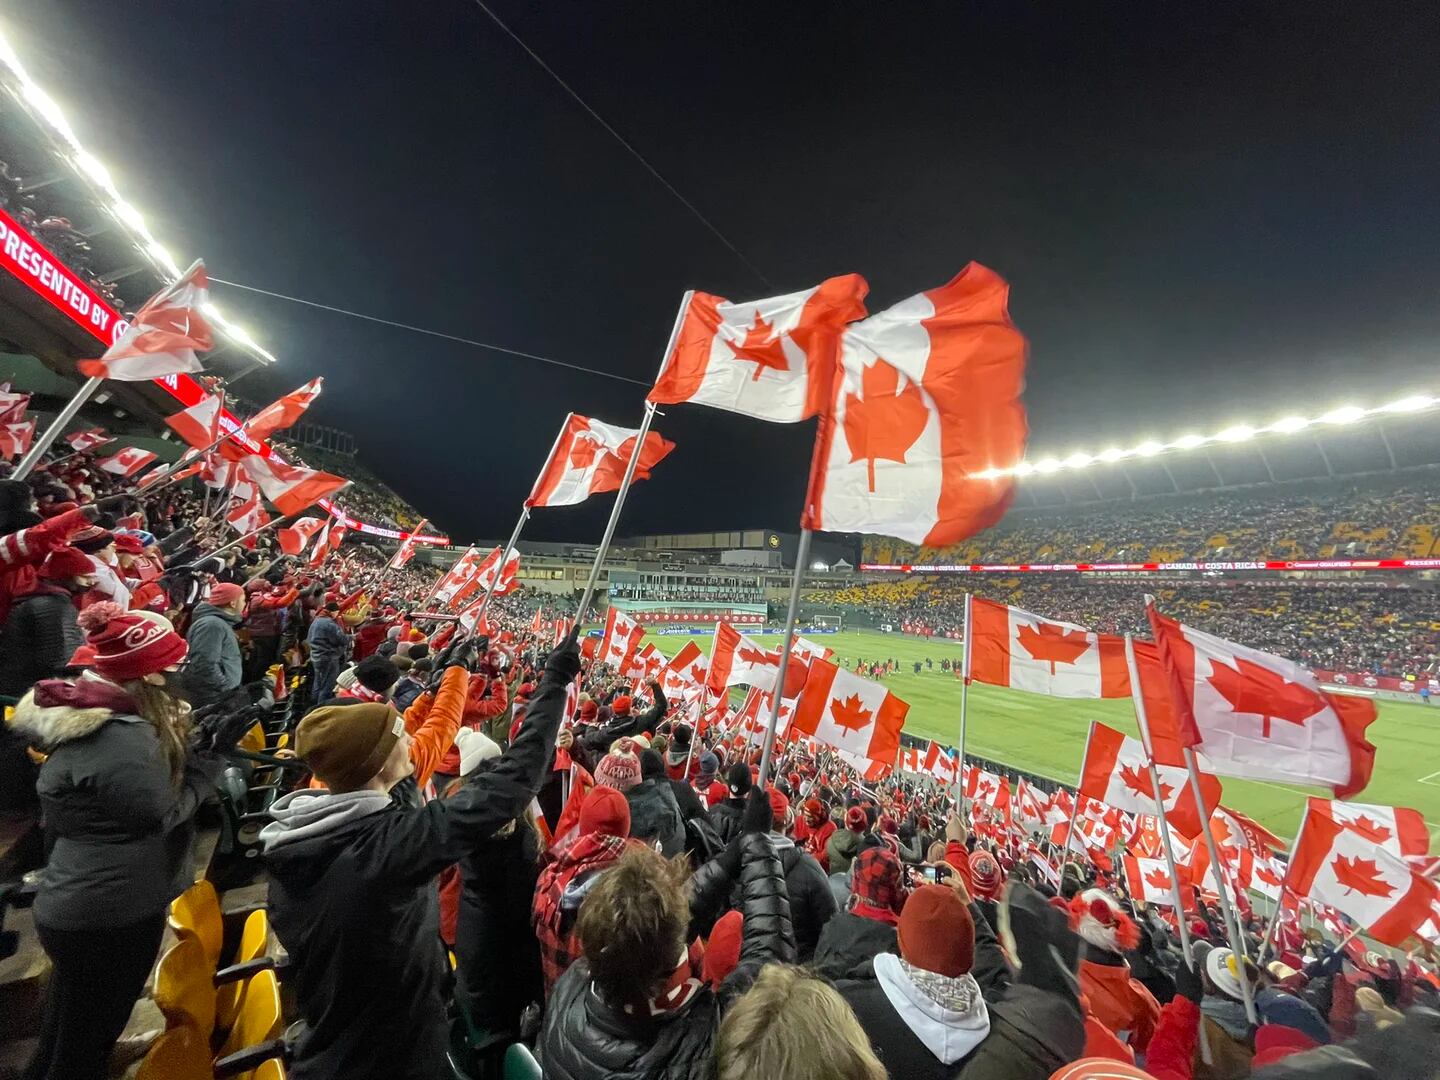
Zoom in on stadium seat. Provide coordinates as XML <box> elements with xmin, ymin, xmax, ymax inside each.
<box><xmin>168</xmin><ymin>880</ymin><xmax>223</xmax><ymax>971</ymax></box>
<box><xmin>135</xmin><ymin>1024</ymin><xmax>211</xmax><ymax>1080</ymax></box>
<box><xmin>213</xmin><ymin>969</ymin><xmax>284</xmax><ymax>1078</ymax></box>
<box><xmin>216</xmin><ymin>909</ymin><xmax>272</xmax><ymax>1030</ymax></box>
<box><xmin>503</xmin><ymin>1043</ymin><xmax>543</xmax><ymax>1080</ymax></box>
<box><xmin>153</xmin><ymin>935</ymin><xmax>217</xmax><ymax>1038</ymax></box>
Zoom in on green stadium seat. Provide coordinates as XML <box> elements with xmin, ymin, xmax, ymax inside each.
<box><xmin>503</xmin><ymin>1043</ymin><xmax>542</xmax><ymax>1080</ymax></box>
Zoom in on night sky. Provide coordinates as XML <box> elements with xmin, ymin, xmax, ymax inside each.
<box><xmin>12</xmin><ymin>2</ymin><xmax>1440</xmax><ymax>542</ymax></box>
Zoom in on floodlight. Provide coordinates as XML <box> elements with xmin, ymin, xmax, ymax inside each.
<box><xmin>1216</xmin><ymin>425</ymin><xmax>1256</xmax><ymax>443</ymax></box>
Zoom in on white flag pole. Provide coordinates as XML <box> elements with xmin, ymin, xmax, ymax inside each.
<box><xmin>469</xmin><ymin>508</ymin><xmax>528</xmax><ymax>630</ymax></box>
<box><xmin>1256</xmin><ymin>812</ymin><xmax>1309</xmax><ymax>966</ymax></box>
<box><xmin>755</xmin><ymin>528</ymin><xmax>812</xmax><ymax>785</ymax></box>
<box><xmin>1185</xmin><ymin>747</ymin><xmax>1259</xmax><ymax>1025</ymax></box>
<box><xmin>574</xmin><ymin>291</ymin><xmax>692</xmax><ymax>623</ymax></box>
<box><xmin>954</xmin><ymin>591</ymin><xmax>973</xmax><ymax>814</ymax></box>
<box><xmin>11</xmin><ymin>376</ymin><xmax>103</xmax><ymax>479</ymax></box>
<box><xmin>1062</xmin><ymin>721</ymin><xmax>1095</xmax><ymax>864</ymax></box>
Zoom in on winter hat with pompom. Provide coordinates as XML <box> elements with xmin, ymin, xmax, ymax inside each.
<box><xmin>1069</xmin><ymin>888</ymin><xmax>1141</xmax><ymax>955</ymax></box>
<box><xmin>76</xmin><ymin>602</ymin><xmax>188</xmax><ymax>681</ymax></box>
<box><xmin>39</xmin><ymin>546</ymin><xmax>96</xmax><ymax>580</ymax></box>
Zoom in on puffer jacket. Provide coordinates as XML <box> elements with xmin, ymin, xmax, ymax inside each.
<box><xmin>812</xmin><ymin>909</ymin><xmax>899</xmax><ymax>980</ymax></box>
<box><xmin>7</xmin><ymin>675</ymin><xmax>216</xmax><ymax>930</ymax></box>
<box><xmin>0</xmin><ymin>582</ymin><xmax>83</xmax><ymax>697</ymax></box>
<box><xmin>539</xmin><ymin>831</ymin><xmax>794</xmax><ymax>1080</ymax></box>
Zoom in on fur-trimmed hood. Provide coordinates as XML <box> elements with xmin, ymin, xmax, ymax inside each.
<box><xmin>7</xmin><ymin>675</ymin><xmax>138</xmax><ymax>748</ymax></box>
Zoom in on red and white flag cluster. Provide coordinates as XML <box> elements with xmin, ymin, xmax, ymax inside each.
<box><xmin>165</xmin><ymin>392</ymin><xmax>225</xmax><ymax>450</ymax></box>
<box><xmin>97</xmin><ymin>446</ymin><xmax>158</xmax><ymax>477</ymax></box>
<box><xmin>78</xmin><ymin>261</ymin><xmax>213</xmax><ymax>381</ymax></box>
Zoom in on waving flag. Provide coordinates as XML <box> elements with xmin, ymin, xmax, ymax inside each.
<box><xmin>527</xmin><ymin>413</ymin><xmax>676</xmax><ymax>507</ymax></box>
<box><xmin>968</xmin><ymin>598</ymin><xmax>1129</xmax><ymax>698</ymax></box>
<box><xmin>599</xmin><ymin>607</ymin><xmax>645</xmax><ymax>668</ymax></box>
<box><xmin>1307</xmin><ymin>798</ymin><xmax>1430</xmax><ymax>861</ymax></box>
<box><xmin>434</xmin><ymin>547</ymin><xmax>484</xmax><ymax>607</ymax></box>
<box><xmin>706</xmin><ymin>621</ymin><xmax>807</xmax><ymax>697</ymax></box>
<box><xmin>802</xmin><ymin>263</ymin><xmax>1027</xmax><ymax>545</ymax></box>
<box><xmin>238</xmin><ymin>377</ymin><xmax>323</xmax><ymax>445</ymax></box>
<box><xmin>791</xmin><ymin>657</ymin><xmax>907</xmax><ymax>763</ymax></box>
<box><xmin>1288</xmin><ymin>806</ymin><xmax>1440</xmax><ymax>947</ymax></box>
<box><xmin>164</xmin><ymin>392</ymin><xmax>225</xmax><ymax>450</ymax></box>
<box><xmin>277</xmin><ymin>516</ymin><xmax>326</xmax><ymax>556</ymax></box>
<box><xmin>1078</xmin><ymin>722</ymin><xmax>1221</xmax><ymax>838</ymax></box>
<box><xmin>0</xmin><ymin>420</ymin><xmax>35</xmax><ymax>461</ymax></box>
<box><xmin>386</xmin><ymin>519</ymin><xmax>429</xmax><ymax>570</ymax></box>
<box><xmin>0</xmin><ymin>388</ymin><xmax>28</xmax><ymax>425</ymax></box>
<box><xmin>225</xmin><ymin>489</ymin><xmax>270</xmax><ymax>540</ymax></box>
<box><xmin>1124</xmin><ymin>855</ymin><xmax>1193</xmax><ymax>910</ymax></box>
<box><xmin>96</xmin><ymin>446</ymin><xmax>158</xmax><ymax>477</ymax></box>
<box><xmin>241</xmin><ymin>454</ymin><xmax>348</xmax><ymax>517</ymax></box>
<box><xmin>470</xmin><ymin>546</ymin><xmax>520</xmax><ymax>602</ymax></box>
<box><xmin>648</xmin><ymin>275</ymin><xmax>869</xmax><ymax>423</ymax></box>
<box><xmin>78</xmin><ymin>260</ymin><xmax>213</xmax><ymax>380</ymax></box>
<box><xmin>64</xmin><ymin>428</ymin><xmax>111</xmax><ymax>452</ymax></box>
<box><xmin>307</xmin><ymin>517</ymin><xmax>347</xmax><ymax>568</ymax></box>
<box><xmin>1147</xmin><ymin>604</ymin><xmax>1377</xmax><ymax>796</ymax></box>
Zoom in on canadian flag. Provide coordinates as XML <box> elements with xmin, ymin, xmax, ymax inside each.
<box><xmin>527</xmin><ymin>413</ymin><xmax>676</xmax><ymax>508</ymax></box>
<box><xmin>1124</xmin><ymin>855</ymin><xmax>1193</xmax><ymax>910</ymax></box>
<box><xmin>1078</xmin><ymin>723</ymin><xmax>1221</xmax><ymax>838</ymax></box>
<box><xmin>1249</xmin><ymin>851</ymin><xmax>1288</xmax><ymax>900</ymax></box>
<box><xmin>1015</xmin><ymin>780</ymin><xmax>1050</xmax><ymax>831</ymax></box>
<box><xmin>1129</xmin><ymin>815</ymin><xmax>1194</xmax><ymax>864</ymax></box>
<box><xmin>1147</xmin><ymin>605</ymin><xmax>1378</xmax><ymax>796</ymax></box>
<box><xmin>64</xmin><ymin>428</ymin><xmax>111</xmax><ymax>452</ymax></box>
<box><xmin>386</xmin><ymin>519</ymin><xmax>429</xmax><ymax>570</ymax></box>
<box><xmin>470</xmin><ymin>546</ymin><xmax>520</xmax><ymax>602</ymax></box>
<box><xmin>1307</xmin><ymin>798</ymin><xmax>1430</xmax><ymax>860</ymax></box>
<box><xmin>835</xmin><ymin>747</ymin><xmax>894</xmax><ymax>783</ymax></box>
<box><xmin>968</xmin><ymin>598</ymin><xmax>1129</xmax><ymax>698</ymax></box>
<box><xmin>433</xmin><ymin>548</ymin><xmax>484</xmax><ymax>607</ymax></box>
<box><xmin>164</xmin><ymin>392</ymin><xmax>224</xmax><ymax>450</ymax></box>
<box><xmin>923</xmin><ymin>741</ymin><xmax>959</xmax><ymax>784</ymax></box>
<box><xmin>791</xmin><ymin>657</ymin><xmax>907</xmax><ymax>763</ymax></box>
<box><xmin>648</xmin><ymin>275</ymin><xmax>869</xmax><ymax>423</ymax></box>
<box><xmin>307</xmin><ymin>518</ymin><xmax>346</xmax><ymax>568</ymax></box>
<box><xmin>624</xmin><ymin>643</ymin><xmax>665</xmax><ymax>682</ymax></box>
<box><xmin>662</xmin><ymin>641</ymin><xmax>708</xmax><ymax>697</ymax></box>
<box><xmin>0</xmin><ymin>420</ymin><xmax>35</xmax><ymax>461</ymax></box>
<box><xmin>734</xmin><ymin>688</ymin><xmax>798</xmax><ymax>749</ymax></box>
<box><xmin>802</xmin><ymin>264</ymin><xmax>1028</xmax><ymax>545</ymax></box>
<box><xmin>706</xmin><ymin>622</ymin><xmax>806</xmax><ymax>697</ymax></box>
<box><xmin>1289</xmin><ymin>806</ymin><xmax>1440</xmax><ymax>947</ymax></box>
<box><xmin>276</xmin><ymin>516</ymin><xmax>326</xmax><ymax>556</ymax></box>
<box><xmin>240</xmin><ymin>454</ymin><xmax>348</xmax><ymax>517</ymax></box>
<box><xmin>234</xmin><ymin>378</ymin><xmax>323</xmax><ymax>447</ymax></box>
<box><xmin>600</xmin><ymin>607</ymin><xmax>645</xmax><ymax>669</ymax></box>
<box><xmin>1186</xmin><ymin>806</ymin><xmax>1284</xmax><ymax>897</ymax></box>
<box><xmin>97</xmin><ymin>446</ymin><xmax>158</xmax><ymax>477</ymax></box>
<box><xmin>0</xmin><ymin>388</ymin><xmax>28</xmax><ymax>424</ymax></box>
<box><xmin>225</xmin><ymin>489</ymin><xmax>270</xmax><ymax>541</ymax></box>
<box><xmin>78</xmin><ymin>260</ymin><xmax>213</xmax><ymax>381</ymax></box>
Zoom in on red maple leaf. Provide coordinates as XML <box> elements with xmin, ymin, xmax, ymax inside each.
<box><xmin>830</xmin><ymin>694</ymin><xmax>873</xmax><ymax>734</ymax></box>
<box><xmin>1330</xmin><ymin>855</ymin><xmax>1396</xmax><ymax>898</ymax></box>
<box><xmin>1119</xmin><ymin>762</ymin><xmax>1171</xmax><ymax>803</ymax></box>
<box><xmin>1144</xmin><ymin>868</ymin><xmax>1173</xmax><ymax>892</ymax></box>
<box><xmin>568</xmin><ymin>432</ymin><xmax>599</xmax><ymax>470</ymax></box>
<box><xmin>1016</xmin><ymin>621</ymin><xmax>1092</xmax><ymax>675</ymax></box>
<box><xmin>1207</xmin><ymin>656</ymin><xmax>1324</xmax><ymax>738</ymax></box>
<box><xmin>738</xmin><ymin>644</ymin><xmax>778</xmax><ymax>667</ymax></box>
<box><xmin>689</xmin><ymin>662</ymin><xmax>707</xmax><ymax>684</ymax></box>
<box><xmin>842</xmin><ymin>359</ymin><xmax>930</xmax><ymax>491</ymax></box>
<box><xmin>1345</xmin><ymin>815</ymin><xmax>1393</xmax><ymax>845</ymax></box>
<box><xmin>728</xmin><ymin>311</ymin><xmax>790</xmax><ymax>381</ymax></box>
<box><xmin>1254</xmin><ymin>865</ymin><xmax>1285</xmax><ymax>888</ymax></box>
<box><xmin>975</xmin><ymin>779</ymin><xmax>995</xmax><ymax>800</ymax></box>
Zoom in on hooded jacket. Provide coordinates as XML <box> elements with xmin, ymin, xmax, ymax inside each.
<box><xmin>7</xmin><ymin>676</ymin><xmax>215</xmax><ymax>930</ymax></box>
<box><xmin>539</xmin><ymin>831</ymin><xmax>795</xmax><ymax>1080</ymax></box>
<box><xmin>260</xmin><ymin>652</ymin><xmax>571</xmax><ymax>1080</ymax></box>
<box><xmin>0</xmin><ymin>581</ymin><xmax>83</xmax><ymax>697</ymax></box>
<box><xmin>184</xmin><ymin>601</ymin><xmax>244</xmax><ymax>705</ymax></box>
<box><xmin>813</xmin><ymin>908</ymin><xmax>900</xmax><ymax>980</ymax></box>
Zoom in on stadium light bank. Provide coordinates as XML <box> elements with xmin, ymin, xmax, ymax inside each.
<box><xmin>0</xmin><ymin>24</ymin><xmax>276</xmax><ymax>365</ymax></box>
<box><xmin>974</xmin><ymin>393</ymin><xmax>1439</xmax><ymax>480</ymax></box>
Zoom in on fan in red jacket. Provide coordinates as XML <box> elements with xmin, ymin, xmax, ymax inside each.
<box><xmin>435</xmin><ymin>673</ymin><xmax>509</xmax><ymax>779</ymax></box>
<box><xmin>797</xmin><ymin>798</ymin><xmax>836</xmax><ymax>871</ymax></box>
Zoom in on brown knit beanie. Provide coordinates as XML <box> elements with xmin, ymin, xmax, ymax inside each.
<box><xmin>297</xmin><ymin>703</ymin><xmax>406</xmax><ymax>792</ymax></box>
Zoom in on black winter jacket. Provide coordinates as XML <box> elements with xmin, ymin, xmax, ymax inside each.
<box><xmin>709</xmin><ymin>796</ymin><xmax>744</xmax><ymax>846</ymax></box>
<box><xmin>539</xmin><ymin>831</ymin><xmax>794</xmax><ymax>1080</ymax></box>
<box><xmin>0</xmin><ymin>587</ymin><xmax>82</xmax><ymax>697</ymax></box>
<box><xmin>812</xmin><ymin>909</ymin><xmax>898</xmax><ymax>980</ymax></box>
<box><xmin>575</xmin><ymin>686</ymin><xmax>667</xmax><ymax>765</ymax></box>
<box><xmin>625</xmin><ymin>779</ymin><xmax>686</xmax><ymax>858</ymax></box>
<box><xmin>261</xmin><ymin>653</ymin><xmax>572</xmax><ymax>1080</ymax></box>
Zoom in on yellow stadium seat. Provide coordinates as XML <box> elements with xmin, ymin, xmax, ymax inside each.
<box><xmin>217</xmin><ymin>969</ymin><xmax>283</xmax><ymax>1063</ymax></box>
<box><xmin>168</xmin><ymin>881</ymin><xmax>223</xmax><ymax>972</ymax></box>
<box><xmin>216</xmin><ymin>909</ymin><xmax>271</xmax><ymax>1031</ymax></box>
<box><xmin>136</xmin><ymin>1025</ymin><xmax>210</xmax><ymax>1080</ymax></box>
<box><xmin>251</xmin><ymin>1060</ymin><xmax>287</xmax><ymax>1080</ymax></box>
<box><xmin>153</xmin><ymin>935</ymin><xmax>217</xmax><ymax>1038</ymax></box>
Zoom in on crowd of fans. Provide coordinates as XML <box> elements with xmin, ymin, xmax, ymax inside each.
<box><xmin>816</xmin><ymin>577</ymin><xmax>1440</xmax><ymax>681</ymax></box>
<box><xmin>866</xmin><ymin>482</ymin><xmax>1440</xmax><ymax>565</ymax></box>
<box><xmin>0</xmin><ymin>433</ymin><xmax>1436</xmax><ymax>1079</ymax></box>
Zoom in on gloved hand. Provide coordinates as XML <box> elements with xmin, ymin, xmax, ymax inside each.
<box><xmin>545</xmin><ymin>627</ymin><xmax>582</xmax><ymax>683</ymax></box>
<box><xmin>1176</xmin><ymin>954</ymin><xmax>1205</xmax><ymax>1004</ymax></box>
<box><xmin>741</xmin><ymin>785</ymin><xmax>773</xmax><ymax>835</ymax></box>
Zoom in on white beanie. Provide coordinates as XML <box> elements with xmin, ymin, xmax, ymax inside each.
<box><xmin>454</xmin><ymin>728</ymin><xmax>502</xmax><ymax>776</ymax></box>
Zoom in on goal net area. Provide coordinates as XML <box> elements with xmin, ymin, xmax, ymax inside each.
<box><xmin>812</xmin><ymin>614</ymin><xmax>843</xmax><ymax>631</ymax></box>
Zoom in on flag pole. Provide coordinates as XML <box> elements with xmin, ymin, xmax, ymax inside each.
<box><xmin>953</xmin><ymin>591</ymin><xmax>973</xmax><ymax>816</ymax></box>
<box><xmin>471</xmin><ymin>507</ymin><xmax>529</xmax><ymax>628</ymax></box>
<box><xmin>11</xmin><ymin>375</ymin><xmax>104</xmax><ymax>480</ymax></box>
<box><xmin>1062</xmin><ymin>721</ymin><xmax>1094</xmax><ymax>863</ymax></box>
<box><xmin>1184</xmin><ymin>748</ymin><xmax>1259</xmax><ymax>1025</ymax></box>
<box><xmin>1256</xmin><ymin>811</ymin><xmax>1310</xmax><ymax>966</ymax></box>
<box><xmin>756</xmin><ymin>528</ymin><xmax>813</xmax><ymax>785</ymax></box>
<box><xmin>204</xmin><ymin>513</ymin><xmax>291</xmax><ymax>560</ymax></box>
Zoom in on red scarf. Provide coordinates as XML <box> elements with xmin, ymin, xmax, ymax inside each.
<box><xmin>624</xmin><ymin>941</ymin><xmax>706</xmax><ymax>1018</ymax></box>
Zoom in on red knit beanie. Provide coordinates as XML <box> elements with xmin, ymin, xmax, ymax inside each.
<box><xmin>76</xmin><ymin>602</ymin><xmax>188</xmax><ymax>681</ymax></box>
<box><xmin>897</xmin><ymin>884</ymin><xmax>975</xmax><ymax>978</ymax></box>
<box><xmin>702</xmin><ymin>910</ymin><xmax>743</xmax><ymax>988</ymax></box>
<box><xmin>39</xmin><ymin>546</ymin><xmax>95</xmax><ymax>580</ymax></box>
<box><xmin>611</xmin><ymin>694</ymin><xmax>633</xmax><ymax>716</ymax></box>
<box><xmin>845</xmin><ymin>806</ymin><xmax>868</xmax><ymax>832</ymax></box>
<box><xmin>579</xmin><ymin>785</ymin><xmax>631</xmax><ymax>837</ymax></box>
<box><xmin>209</xmin><ymin>582</ymin><xmax>245</xmax><ymax>607</ymax></box>
<box><xmin>767</xmin><ymin>786</ymin><xmax>790</xmax><ymax>827</ymax></box>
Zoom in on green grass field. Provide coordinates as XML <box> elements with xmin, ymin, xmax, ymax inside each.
<box><xmin>639</xmin><ymin>627</ymin><xmax>1440</xmax><ymax>844</ymax></box>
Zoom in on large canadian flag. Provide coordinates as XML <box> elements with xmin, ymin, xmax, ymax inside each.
<box><xmin>968</xmin><ymin>598</ymin><xmax>1129</xmax><ymax>698</ymax></box>
<box><xmin>527</xmin><ymin>413</ymin><xmax>676</xmax><ymax>508</ymax></box>
<box><xmin>1307</xmin><ymin>797</ymin><xmax>1430</xmax><ymax>861</ymax></box>
<box><xmin>239</xmin><ymin>378</ymin><xmax>324</xmax><ymax>446</ymax></box>
<box><xmin>706</xmin><ymin>622</ymin><xmax>806</xmax><ymax>697</ymax></box>
<box><xmin>1289</xmin><ymin>807</ymin><xmax>1440</xmax><ymax>947</ymax></box>
<box><xmin>470</xmin><ymin>546</ymin><xmax>519</xmax><ymax>600</ymax></box>
<box><xmin>97</xmin><ymin>446</ymin><xmax>158</xmax><ymax>477</ymax></box>
<box><xmin>663</xmin><ymin>641</ymin><xmax>708</xmax><ymax>695</ymax></box>
<box><xmin>1124</xmin><ymin>855</ymin><xmax>1193</xmax><ymax>910</ymax></box>
<box><xmin>648</xmin><ymin>276</ymin><xmax>868</xmax><ymax>423</ymax></box>
<box><xmin>277</xmin><ymin>516</ymin><xmax>325</xmax><ymax>556</ymax></box>
<box><xmin>241</xmin><ymin>454</ymin><xmax>348</xmax><ymax>517</ymax></box>
<box><xmin>1147</xmin><ymin>606</ymin><xmax>1377</xmax><ymax>796</ymax></box>
<box><xmin>78</xmin><ymin>260</ymin><xmax>213</xmax><ymax>381</ymax></box>
<box><xmin>791</xmin><ymin>657</ymin><xmax>907</xmax><ymax>762</ymax></box>
<box><xmin>1078</xmin><ymin>722</ymin><xmax>1221</xmax><ymax>838</ymax></box>
<box><xmin>600</xmin><ymin>607</ymin><xmax>645</xmax><ymax>668</ymax></box>
<box><xmin>164</xmin><ymin>392</ymin><xmax>225</xmax><ymax>449</ymax></box>
<box><xmin>802</xmin><ymin>264</ymin><xmax>1028</xmax><ymax>545</ymax></box>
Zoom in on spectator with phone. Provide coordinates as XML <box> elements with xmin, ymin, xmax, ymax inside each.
<box><xmin>814</xmin><ymin>846</ymin><xmax>909</xmax><ymax>981</ymax></box>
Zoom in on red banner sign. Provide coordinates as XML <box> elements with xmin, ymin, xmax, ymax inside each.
<box><xmin>0</xmin><ymin>206</ymin><xmax>446</xmax><ymax>544</ymax></box>
<box><xmin>865</xmin><ymin>558</ymin><xmax>1440</xmax><ymax>574</ymax></box>
<box><xmin>1313</xmin><ymin>670</ymin><xmax>1439</xmax><ymax>694</ymax></box>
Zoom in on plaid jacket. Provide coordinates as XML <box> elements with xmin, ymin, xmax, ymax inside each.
<box><xmin>531</xmin><ymin>832</ymin><xmax>629</xmax><ymax>994</ymax></box>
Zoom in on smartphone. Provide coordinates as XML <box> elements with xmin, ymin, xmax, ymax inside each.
<box><xmin>920</xmin><ymin>865</ymin><xmax>940</xmax><ymax>883</ymax></box>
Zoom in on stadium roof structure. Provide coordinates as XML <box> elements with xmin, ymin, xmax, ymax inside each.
<box><xmin>1007</xmin><ymin>394</ymin><xmax>1440</xmax><ymax>508</ymax></box>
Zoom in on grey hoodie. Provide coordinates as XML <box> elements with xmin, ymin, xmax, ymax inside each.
<box><xmin>260</xmin><ymin>788</ymin><xmax>391</xmax><ymax>852</ymax></box>
<box><xmin>874</xmin><ymin>952</ymin><xmax>992</xmax><ymax>1065</ymax></box>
